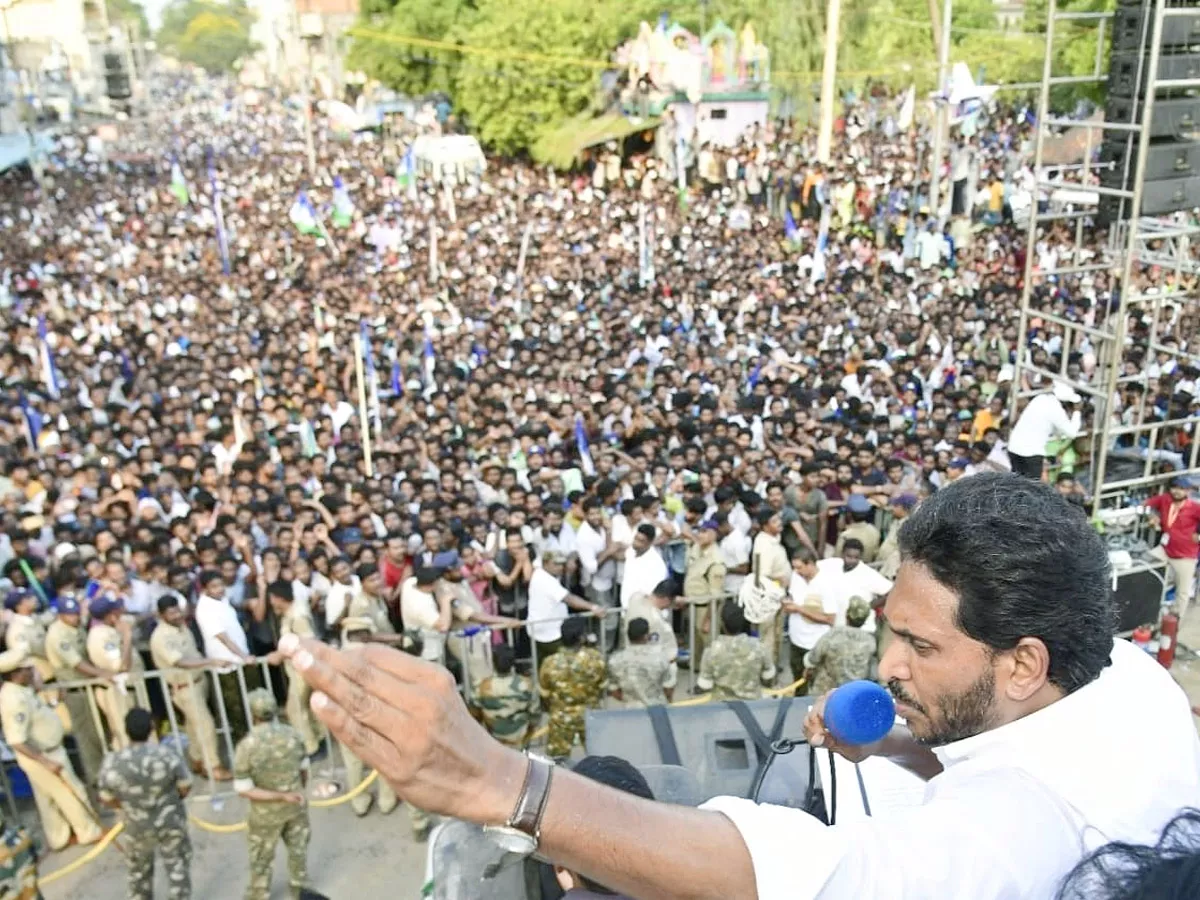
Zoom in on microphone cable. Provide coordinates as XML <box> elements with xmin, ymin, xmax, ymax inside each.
<box><xmin>748</xmin><ymin>738</ymin><xmax>838</xmax><ymax>826</ymax></box>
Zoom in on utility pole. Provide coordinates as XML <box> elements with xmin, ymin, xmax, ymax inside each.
<box><xmin>928</xmin><ymin>0</ymin><xmax>952</xmax><ymax>218</ymax></box>
<box><xmin>816</xmin><ymin>0</ymin><xmax>842</xmax><ymax>164</ymax></box>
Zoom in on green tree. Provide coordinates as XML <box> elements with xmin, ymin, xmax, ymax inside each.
<box><xmin>1024</xmin><ymin>0</ymin><xmax>1116</xmax><ymax>101</ymax></box>
<box><xmin>175</xmin><ymin>11</ymin><xmax>256</xmax><ymax>73</ymax></box>
<box><xmin>108</xmin><ymin>0</ymin><xmax>150</xmax><ymax>38</ymax></box>
<box><xmin>348</xmin><ymin>0</ymin><xmax>479</xmax><ymax>98</ymax></box>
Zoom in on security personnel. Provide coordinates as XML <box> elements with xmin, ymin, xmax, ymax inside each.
<box><xmin>696</xmin><ymin>601</ymin><xmax>775</xmax><ymax>701</ymax></box>
<box><xmin>0</xmin><ymin>590</ymin><xmax>53</xmax><ymax>684</ymax></box>
<box><xmin>233</xmin><ymin>688</ymin><xmax>316</xmax><ymax>900</ymax></box>
<box><xmin>0</xmin><ymin>653</ymin><xmax>102</xmax><ymax>850</ymax></box>
<box><xmin>46</xmin><ymin>595</ymin><xmax>110</xmax><ymax>788</ymax></box>
<box><xmin>608</xmin><ymin>617</ymin><xmax>673</xmax><ymax>707</ymax></box>
<box><xmin>539</xmin><ymin>616</ymin><xmax>606</xmax><ymax>760</ymax></box>
<box><xmin>149</xmin><ymin>595</ymin><xmax>230</xmax><ymax>780</ymax></box>
<box><xmin>0</xmin><ymin>808</ymin><xmax>39</xmax><ymax>899</ymax></box>
<box><xmin>98</xmin><ymin>708</ymin><xmax>193</xmax><ymax>900</ymax></box>
<box><xmin>337</xmin><ymin>617</ymin><xmax>432</xmax><ymax>840</ymax></box>
<box><xmin>473</xmin><ymin>643</ymin><xmax>536</xmax><ymax>748</ymax></box>
<box><xmin>86</xmin><ymin>596</ymin><xmax>143</xmax><ymax>751</ymax></box>
<box><xmin>264</xmin><ymin>581</ymin><xmax>322</xmax><ymax>758</ymax></box>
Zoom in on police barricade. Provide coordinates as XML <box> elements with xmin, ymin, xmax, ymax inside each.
<box><xmin>451</xmin><ymin>592</ymin><xmax>750</xmax><ymax>711</ymax></box>
<box><xmin>51</xmin><ymin>659</ymin><xmax>346</xmax><ymax>807</ymax></box>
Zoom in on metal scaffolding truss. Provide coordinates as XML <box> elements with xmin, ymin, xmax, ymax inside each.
<box><xmin>1013</xmin><ymin>0</ymin><xmax>1200</xmax><ymax>515</ymax></box>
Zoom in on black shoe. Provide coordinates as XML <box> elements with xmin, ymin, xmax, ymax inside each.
<box><xmin>308</xmin><ymin>741</ymin><xmax>328</xmax><ymax>763</ymax></box>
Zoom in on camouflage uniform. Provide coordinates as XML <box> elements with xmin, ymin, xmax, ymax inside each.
<box><xmin>97</xmin><ymin>743</ymin><xmax>193</xmax><ymax>900</ymax></box>
<box><xmin>805</xmin><ymin>628</ymin><xmax>877</xmax><ymax>698</ymax></box>
<box><xmin>0</xmin><ymin>812</ymin><xmax>38</xmax><ymax>900</ymax></box>
<box><xmin>607</xmin><ymin>643</ymin><xmax>671</xmax><ymax>707</ymax></box>
<box><xmin>473</xmin><ymin>672</ymin><xmax>536</xmax><ymax>747</ymax></box>
<box><xmin>538</xmin><ymin>646</ymin><xmax>606</xmax><ymax>758</ymax></box>
<box><xmin>696</xmin><ymin>634</ymin><xmax>773</xmax><ymax>701</ymax></box>
<box><xmin>234</xmin><ymin>691</ymin><xmax>312</xmax><ymax>900</ymax></box>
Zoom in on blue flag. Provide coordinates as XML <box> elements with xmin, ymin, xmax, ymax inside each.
<box><xmin>747</xmin><ymin>362</ymin><xmax>762</xmax><ymax>392</ymax></box>
<box><xmin>359</xmin><ymin>321</ymin><xmax>381</xmax><ymax>427</ymax></box>
<box><xmin>391</xmin><ymin>360</ymin><xmax>402</xmax><ymax>396</ymax></box>
<box><xmin>575</xmin><ymin>414</ymin><xmax>595</xmax><ymax>477</ymax></box>
<box><xmin>18</xmin><ymin>392</ymin><xmax>42</xmax><ymax>451</ymax></box>
<box><xmin>120</xmin><ymin>351</ymin><xmax>134</xmax><ymax>384</ymax></box>
<box><xmin>208</xmin><ymin>150</ymin><xmax>230</xmax><ymax>275</ymax></box>
<box><xmin>784</xmin><ymin>208</ymin><xmax>799</xmax><ymax>245</ymax></box>
<box><xmin>37</xmin><ymin>315</ymin><xmax>61</xmax><ymax>398</ymax></box>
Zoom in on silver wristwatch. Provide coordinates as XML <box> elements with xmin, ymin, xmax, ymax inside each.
<box><xmin>482</xmin><ymin>754</ymin><xmax>555</xmax><ymax>855</ymax></box>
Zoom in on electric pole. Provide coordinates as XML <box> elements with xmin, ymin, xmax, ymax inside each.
<box><xmin>817</xmin><ymin>0</ymin><xmax>842</xmax><ymax>164</ymax></box>
<box><xmin>929</xmin><ymin>0</ymin><xmax>952</xmax><ymax>218</ymax></box>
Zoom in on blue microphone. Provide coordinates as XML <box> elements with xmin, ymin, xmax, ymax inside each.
<box><xmin>823</xmin><ymin>681</ymin><xmax>896</xmax><ymax>746</ymax></box>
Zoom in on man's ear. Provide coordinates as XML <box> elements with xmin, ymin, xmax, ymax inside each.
<box><xmin>1003</xmin><ymin>636</ymin><xmax>1052</xmax><ymax>703</ymax></box>
<box><xmin>555</xmin><ymin>865</ymin><xmax>576</xmax><ymax>892</ymax></box>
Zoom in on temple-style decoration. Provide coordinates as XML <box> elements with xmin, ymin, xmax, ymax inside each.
<box><xmin>617</xmin><ymin>18</ymin><xmax>771</xmax><ymax>147</ymax></box>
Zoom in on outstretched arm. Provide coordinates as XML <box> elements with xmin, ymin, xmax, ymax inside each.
<box><xmin>280</xmin><ymin>638</ymin><xmax>758</xmax><ymax>900</ymax></box>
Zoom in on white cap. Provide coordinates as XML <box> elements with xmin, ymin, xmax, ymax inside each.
<box><xmin>1052</xmin><ymin>382</ymin><xmax>1081</xmax><ymax>404</ymax></box>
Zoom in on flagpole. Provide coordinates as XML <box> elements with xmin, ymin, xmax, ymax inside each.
<box><xmin>428</xmin><ymin>218</ymin><xmax>438</xmax><ymax>283</ymax></box>
<box><xmin>515</xmin><ymin>222</ymin><xmax>532</xmax><ymax>317</ymax></box>
<box><xmin>352</xmin><ymin>332</ymin><xmax>374</xmax><ymax>478</ymax></box>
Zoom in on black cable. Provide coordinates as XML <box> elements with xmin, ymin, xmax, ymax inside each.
<box><xmin>748</xmin><ymin>738</ymin><xmax>838</xmax><ymax>826</ymax></box>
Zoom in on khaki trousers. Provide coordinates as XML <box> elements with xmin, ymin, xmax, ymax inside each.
<box><xmin>19</xmin><ymin>745</ymin><xmax>102</xmax><ymax>850</ymax></box>
<box><xmin>171</xmin><ymin>679</ymin><xmax>222</xmax><ymax>772</ymax></box>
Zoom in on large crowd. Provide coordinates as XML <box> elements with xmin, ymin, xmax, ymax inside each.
<box><xmin>0</xmin><ymin>75</ymin><xmax>1198</xmax><ymax>898</ymax></box>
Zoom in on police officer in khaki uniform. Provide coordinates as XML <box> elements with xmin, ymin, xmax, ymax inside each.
<box><xmin>338</xmin><ymin>617</ymin><xmax>431</xmax><ymax>839</ymax></box>
<box><xmin>264</xmin><ymin>582</ymin><xmax>323</xmax><ymax>758</ymax></box>
<box><xmin>0</xmin><ymin>652</ymin><xmax>102</xmax><ymax>850</ymax></box>
<box><xmin>0</xmin><ymin>590</ymin><xmax>53</xmax><ymax>684</ymax></box>
<box><xmin>45</xmin><ymin>595</ymin><xmax>109</xmax><ymax>787</ymax></box>
<box><xmin>150</xmin><ymin>594</ymin><xmax>231</xmax><ymax>780</ymax></box>
<box><xmin>86</xmin><ymin>596</ymin><xmax>143</xmax><ymax>751</ymax></box>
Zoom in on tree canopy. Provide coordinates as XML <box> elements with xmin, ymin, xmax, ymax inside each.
<box><xmin>157</xmin><ymin>0</ymin><xmax>257</xmax><ymax>73</ymax></box>
<box><xmin>347</xmin><ymin>0</ymin><xmax>1106</xmax><ymax>154</ymax></box>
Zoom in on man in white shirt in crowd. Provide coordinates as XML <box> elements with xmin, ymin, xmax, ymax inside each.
<box><xmin>399</xmin><ymin>566</ymin><xmax>452</xmax><ymax>664</ymax></box>
<box><xmin>1008</xmin><ymin>381</ymin><xmax>1082</xmax><ymax>480</ymax></box>
<box><xmin>782</xmin><ymin>548</ymin><xmax>841</xmax><ymax>694</ymax></box>
<box><xmin>716</xmin><ymin>511</ymin><xmax>752</xmax><ymax>600</ymax></box>
<box><xmin>824</xmin><ymin>537</ymin><xmax>893</xmax><ymax>634</ymax></box>
<box><xmin>526</xmin><ymin>552</ymin><xmax>604</xmax><ymax>659</ymax></box>
<box><xmin>284</xmin><ymin>472</ymin><xmax>1200</xmax><ymax>900</ymax></box>
<box><xmin>193</xmin><ymin>569</ymin><xmax>257</xmax><ymax>741</ymax></box>
<box><xmin>619</xmin><ymin>524</ymin><xmax>668</xmax><ymax>610</ymax></box>
<box><xmin>323</xmin><ymin>556</ymin><xmax>360</xmax><ymax>635</ymax></box>
<box><xmin>575</xmin><ymin>498</ymin><xmax>624</xmax><ymax>649</ymax></box>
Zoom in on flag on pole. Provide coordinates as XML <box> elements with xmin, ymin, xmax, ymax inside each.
<box><xmin>208</xmin><ymin>152</ymin><xmax>230</xmax><ymax>275</ymax></box>
<box><xmin>18</xmin><ymin>392</ymin><xmax>42</xmax><ymax>451</ymax></box>
<box><xmin>299</xmin><ymin>419</ymin><xmax>318</xmax><ymax>458</ymax></box>
<box><xmin>397</xmin><ymin>145</ymin><xmax>417</xmax><ymax>199</ymax></box>
<box><xmin>784</xmin><ymin>208</ymin><xmax>800</xmax><ymax>245</ymax></box>
<box><xmin>289</xmin><ymin>192</ymin><xmax>327</xmax><ymax>238</ymax></box>
<box><xmin>747</xmin><ymin>362</ymin><xmax>763</xmax><ymax>393</ymax></box>
<box><xmin>811</xmin><ymin>203</ymin><xmax>832</xmax><ymax>284</ymax></box>
<box><xmin>169</xmin><ymin>159</ymin><xmax>189</xmax><ymax>204</ymax></box>
<box><xmin>422</xmin><ymin>328</ymin><xmax>436</xmax><ymax>389</ymax></box>
<box><xmin>359</xmin><ymin>320</ymin><xmax>381</xmax><ymax>428</ymax></box>
<box><xmin>574</xmin><ymin>414</ymin><xmax>595</xmax><ymax>477</ymax></box>
<box><xmin>120</xmin><ymin>351</ymin><xmax>134</xmax><ymax>384</ymax></box>
<box><xmin>37</xmin><ymin>315</ymin><xmax>60</xmax><ymax>398</ymax></box>
<box><xmin>897</xmin><ymin>85</ymin><xmax>916</xmax><ymax>131</ymax></box>
<box><xmin>331</xmin><ymin>177</ymin><xmax>354</xmax><ymax>229</ymax></box>
<box><xmin>390</xmin><ymin>360</ymin><xmax>402</xmax><ymax>396</ymax></box>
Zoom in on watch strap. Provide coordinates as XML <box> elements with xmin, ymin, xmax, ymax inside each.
<box><xmin>509</xmin><ymin>756</ymin><xmax>554</xmax><ymax>837</ymax></box>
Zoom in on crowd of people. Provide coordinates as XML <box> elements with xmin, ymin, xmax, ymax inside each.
<box><xmin>0</xmin><ymin>72</ymin><xmax>1197</xmax><ymax>897</ymax></box>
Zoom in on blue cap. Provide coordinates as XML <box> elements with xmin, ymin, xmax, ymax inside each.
<box><xmin>90</xmin><ymin>596</ymin><xmax>122</xmax><ymax>619</ymax></box>
<box><xmin>56</xmin><ymin>596</ymin><xmax>81</xmax><ymax>615</ymax></box>
<box><xmin>949</xmin><ymin>458</ymin><xmax>970</xmax><ymax>470</ymax></box>
<box><xmin>4</xmin><ymin>590</ymin><xmax>31</xmax><ymax>612</ymax></box>
<box><xmin>699</xmin><ymin>519</ymin><xmax>720</xmax><ymax>531</ymax></box>
<box><xmin>846</xmin><ymin>494</ymin><xmax>872</xmax><ymax>514</ymax></box>
<box><xmin>431</xmin><ymin>550</ymin><xmax>461</xmax><ymax>569</ymax></box>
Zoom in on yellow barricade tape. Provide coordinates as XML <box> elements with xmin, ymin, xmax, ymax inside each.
<box><xmin>188</xmin><ymin>770</ymin><xmax>381</xmax><ymax>833</ymax></box>
<box><xmin>37</xmin><ymin>822</ymin><xmax>125</xmax><ymax>887</ymax></box>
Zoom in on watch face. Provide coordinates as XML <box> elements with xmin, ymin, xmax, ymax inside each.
<box><xmin>484</xmin><ymin>825</ymin><xmax>537</xmax><ymax>856</ymax></box>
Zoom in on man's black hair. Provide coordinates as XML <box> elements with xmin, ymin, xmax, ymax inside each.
<box><xmin>897</xmin><ymin>472</ymin><xmax>1115</xmax><ymax>693</ymax></box>
<box><xmin>721</xmin><ymin>600</ymin><xmax>751</xmax><ymax>636</ymax></box>
<box><xmin>1057</xmin><ymin>808</ymin><xmax>1200</xmax><ymax>900</ymax></box>
<box><xmin>157</xmin><ymin>594</ymin><xmax>181</xmax><ymax>615</ymax></box>
<box><xmin>493</xmin><ymin>643</ymin><xmax>515</xmax><ymax>676</ymax></box>
<box><xmin>560</xmin><ymin>615</ymin><xmax>588</xmax><ymax>648</ymax></box>
<box><xmin>125</xmin><ymin>708</ymin><xmax>153</xmax><ymax>743</ymax></box>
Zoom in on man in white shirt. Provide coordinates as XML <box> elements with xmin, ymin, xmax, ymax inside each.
<box><xmin>323</xmin><ymin>557</ymin><xmax>360</xmax><ymax>634</ymax></box>
<box><xmin>619</xmin><ymin>525</ymin><xmax>668</xmax><ymax>610</ymax></box>
<box><xmin>193</xmin><ymin>569</ymin><xmax>256</xmax><ymax>741</ymax></box>
<box><xmin>716</xmin><ymin>512</ymin><xmax>752</xmax><ymax>598</ymax></box>
<box><xmin>576</xmin><ymin>498</ymin><xmax>624</xmax><ymax>648</ymax></box>
<box><xmin>283</xmin><ymin>472</ymin><xmax>1200</xmax><ymax>900</ymax></box>
<box><xmin>783</xmin><ymin>549</ymin><xmax>841</xmax><ymax>689</ymax></box>
<box><xmin>525</xmin><ymin>553</ymin><xmax>603</xmax><ymax>657</ymax></box>
<box><xmin>1008</xmin><ymin>382</ymin><xmax>1082</xmax><ymax>480</ymax></box>
<box><xmin>399</xmin><ymin>567</ymin><xmax>451</xmax><ymax>663</ymax></box>
<box><xmin>822</xmin><ymin>538</ymin><xmax>893</xmax><ymax>634</ymax></box>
